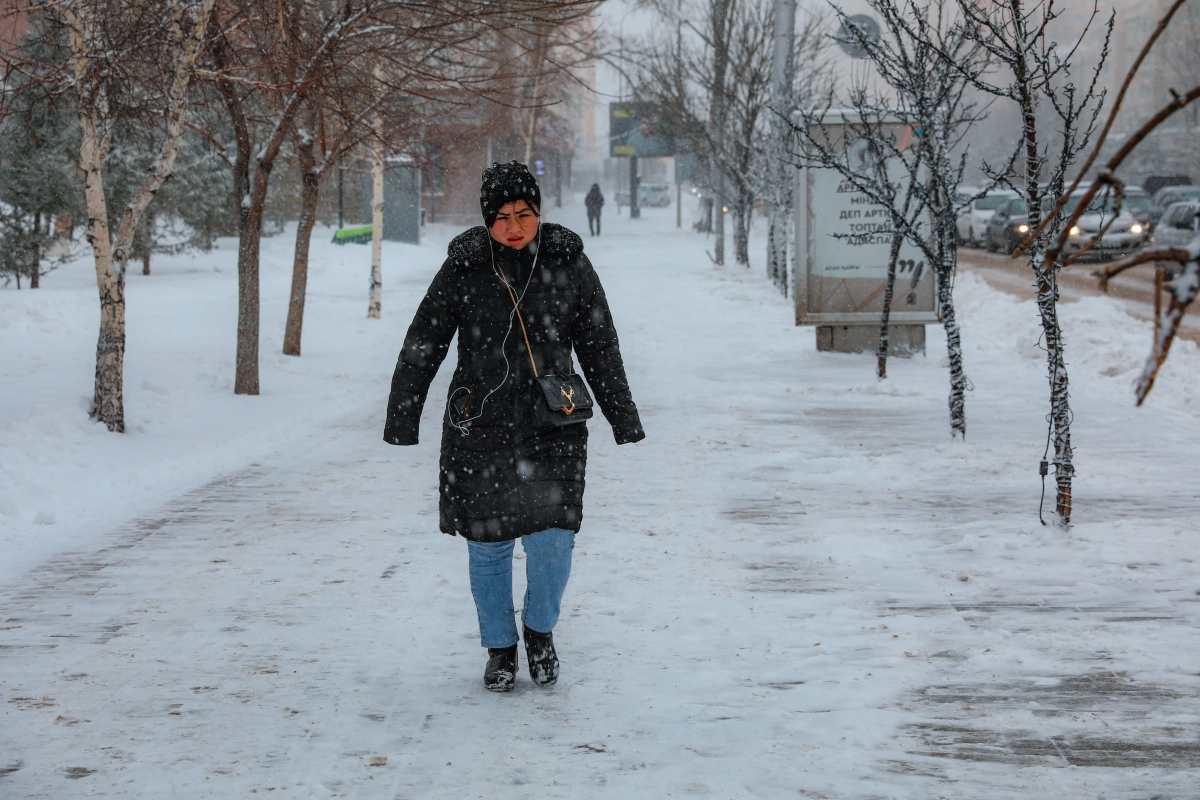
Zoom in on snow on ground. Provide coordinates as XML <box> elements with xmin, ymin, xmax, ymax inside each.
<box><xmin>2</xmin><ymin>199</ymin><xmax>1200</xmax><ymax>797</ymax></box>
<box><xmin>0</xmin><ymin>224</ymin><xmax>453</xmax><ymax>579</ymax></box>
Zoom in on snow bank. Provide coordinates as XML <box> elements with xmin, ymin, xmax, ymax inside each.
<box><xmin>0</xmin><ymin>224</ymin><xmax>454</xmax><ymax>579</ymax></box>
<box><xmin>952</xmin><ymin>270</ymin><xmax>1200</xmax><ymax>415</ymax></box>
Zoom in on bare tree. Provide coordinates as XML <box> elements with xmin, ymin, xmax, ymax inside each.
<box><xmin>198</xmin><ymin>0</ymin><xmax>391</xmax><ymax>395</ymax></box>
<box><xmin>198</xmin><ymin>0</ymin><xmax>598</xmax><ymax>390</ymax></box>
<box><xmin>622</xmin><ymin>0</ymin><xmax>825</xmax><ymax>267</ymax></box>
<box><xmin>505</xmin><ymin>14</ymin><xmax>596</xmax><ymax>170</ymax></box>
<box><xmin>956</xmin><ymin>0</ymin><xmax>1112</xmax><ymax>524</ymax></box>
<box><xmin>1046</xmin><ymin>1</ymin><xmax>1200</xmax><ymax>403</ymax></box>
<box><xmin>8</xmin><ymin>0</ymin><xmax>216</xmax><ymax>432</ymax></box>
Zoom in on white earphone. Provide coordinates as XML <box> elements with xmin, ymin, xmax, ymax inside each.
<box><xmin>445</xmin><ymin>219</ymin><xmax>541</xmax><ymax>435</ymax></box>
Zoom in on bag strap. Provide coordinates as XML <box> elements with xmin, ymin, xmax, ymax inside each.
<box><xmin>495</xmin><ymin>263</ymin><xmax>540</xmax><ymax>378</ymax></box>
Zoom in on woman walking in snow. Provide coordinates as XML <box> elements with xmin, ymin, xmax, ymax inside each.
<box><xmin>384</xmin><ymin>161</ymin><xmax>644</xmax><ymax>692</ymax></box>
<box><xmin>585</xmin><ymin>183</ymin><xmax>605</xmax><ymax>236</ymax></box>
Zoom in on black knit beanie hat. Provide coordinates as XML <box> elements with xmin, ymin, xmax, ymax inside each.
<box><xmin>480</xmin><ymin>161</ymin><xmax>541</xmax><ymax>227</ymax></box>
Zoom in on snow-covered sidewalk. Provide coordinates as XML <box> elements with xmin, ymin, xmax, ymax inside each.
<box><xmin>3</xmin><ymin>203</ymin><xmax>1200</xmax><ymax>797</ymax></box>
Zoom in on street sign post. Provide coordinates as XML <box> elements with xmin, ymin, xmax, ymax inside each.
<box><xmin>610</xmin><ymin>103</ymin><xmax>674</xmax><ymax>220</ymax></box>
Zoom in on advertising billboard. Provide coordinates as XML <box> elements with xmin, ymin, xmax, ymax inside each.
<box><xmin>609</xmin><ymin>103</ymin><xmax>674</xmax><ymax>158</ymax></box>
<box><xmin>794</xmin><ymin>113</ymin><xmax>939</xmax><ymax>327</ymax></box>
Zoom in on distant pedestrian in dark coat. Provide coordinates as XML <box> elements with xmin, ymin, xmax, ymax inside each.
<box><xmin>585</xmin><ymin>183</ymin><xmax>605</xmax><ymax>236</ymax></box>
<box><xmin>384</xmin><ymin>161</ymin><xmax>643</xmax><ymax>693</ymax></box>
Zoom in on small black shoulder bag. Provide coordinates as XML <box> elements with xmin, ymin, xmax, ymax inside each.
<box><xmin>496</xmin><ymin>263</ymin><xmax>594</xmax><ymax>427</ymax></box>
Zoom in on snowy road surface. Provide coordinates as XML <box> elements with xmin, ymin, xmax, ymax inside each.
<box><xmin>958</xmin><ymin>247</ymin><xmax>1200</xmax><ymax>343</ymax></box>
<box><xmin>3</xmin><ymin>202</ymin><xmax>1200</xmax><ymax>798</ymax></box>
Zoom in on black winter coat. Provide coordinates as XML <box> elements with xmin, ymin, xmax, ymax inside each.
<box><xmin>585</xmin><ymin>187</ymin><xmax>605</xmax><ymax>215</ymax></box>
<box><xmin>384</xmin><ymin>223</ymin><xmax>644</xmax><ymax>542</ymax></box>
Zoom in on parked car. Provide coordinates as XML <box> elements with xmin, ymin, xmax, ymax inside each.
<box><xmin>616</xmin><ymin>182</ymin><xmax>671</xmax><ymax>208</ymax></box>
<box><xmin>956</xmin><ymin>188</ymin><xmax>1018</xmax><ymax>246</ymax></box>
<box><xmin>1153</xmin><ymin>185</ymin><xmax>1200</xmax><ymax>215</ymax></box>
<box><xmin>1150</xmin><ymin>201</ymin><xmax>1200</xmax><ymax>250</ymax></box>
<box><xmin>639</xmin><ymin>181</ymin><xmax>671</xmax><ymax>207</ymax></box>
<box><xmin>984</xmin><ymin>196</ymin><xmax>1030</xmax><ymax>253</ymax></box>
<box><xmin>1061</xmin><ymin>192</ymin><xmax>1148</xmax><ymax>260</ymax></box>
<box><xmin>1143</xmin><ymin>174</ymin><xmax>1193</xmax><ymax>198</ymax></box>
<box><xmin>1067</xmin><ymin>181</ymin><xmax>1159</xmax><ymax>230</ymax></box>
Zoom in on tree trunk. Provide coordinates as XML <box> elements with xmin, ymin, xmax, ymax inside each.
<box><xmin>212</xmin><ymin>10</ymin><xmax>308</xmax><ymax>395</ymax></box>
<box><xmin>236</xmin><ymin>173</ymin><xmax>267</xmax><ymax>395</ymax></box>
<box><xmin>939</xmin><ymin>257</ymin><xmax>967</xmax><ymax>438</ymax></box>
<box><xmin>80</xmin><ymin>112</ymin><xmax>125</xmax><ymax>432</ymax></box>
<box><xmin>220</xmin><ymin>87</ymin><xmax>261</xmax><ymax>396</ymax></box>
<box><xmin>1015</xmin><ymin>67</ymin><xmax>1073</xmax><ymax>523</ymax></box>
<box><xmin>31</xmin><ymin>211</ymin><xmax>41</xmax><ymax>289</ymax></box>
<box><xmin>937</xmin><ymin>217</ymin><xmax>967</xmax><ymax>438</ymax></box>
<box><xmin>877</xmin><ymin>233</ymin><xmax>904</xmax><ymax>379</ymax></box>
<box><xmin>234</xmin><ymin>136</ymin><xmax>294</xmax><ymax>392</ymax></box>
<box><xmin>1035</xmin><ymin>265</ymin><xmax>1073</xmax><ymax>518</ymax></box>
<box><xmin>767</xmin><ymin>0</ymin><xmax>796</xmax><ymax>294</ymax></box>
<box><xmin>766</xmin><ymin>212</ymin><xmax>780</xmax><ymax>285</ymax></box>
<box><xmin>284</xmin><ymin>136</ymin><xmax>320</xmax><ymax>356</ymax></box>
<box><xmin>63</xmin><ymin>0</ymin><xmax>215</xmax><ymax>428</ymax></box>
<box><xmin>368</xmin><ymin>112</ymin><xmax>383</xmax><ymax>319</ymax></box>
<box><xmin>733</xmin><ymin>191</ymin><xmax>750</xmax><ymax>266</ymax></box>
<box><xmin>215</xmin><ymin>65</ymin><xmax>261</xmax><ymax>395</ymax></box>
<box><xmin>140</xmin><ymin>211</ymin><xmax>152</xmax><ymax>275</ymax></box>
<box><xmin>210</xmin><ymin>0</ymin><xmax>369</xmax><ymax>391</ymax></box>
<box><xmin>711</xmin><ymin>0</ymin><xmax>728</xmax><ymax>265</ymax></box>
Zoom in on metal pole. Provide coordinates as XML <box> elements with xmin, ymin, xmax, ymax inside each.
<box><xmin>630</xmin><ymin>155</ymin><xmax>640</xmax><ymax>218</ymax></box>
<box><xmin>712</xmin><ymin>0</ymin><xmax>728</xmax><ymax>264</ymax></box>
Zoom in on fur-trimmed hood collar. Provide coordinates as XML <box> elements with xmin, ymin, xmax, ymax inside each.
<box><xmin>447</xmin><ymin>223</ymin><xmax>584</xmax><ymax>266</ymax></box>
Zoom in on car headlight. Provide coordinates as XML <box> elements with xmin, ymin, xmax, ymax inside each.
<box><xmin>1069</xmin><ymin>225</ymin><xmax>1081</xmax><ymax>236</ymax></box>
<box><xmin>1130</xmin><ymin>223</ymin><xmax>1144</xmax><ymax>235</ymax></box>
<box><xmin>1017</xmin><ymin>223</ymin><xmax>1030</xmax><ymax>233</ymax></box>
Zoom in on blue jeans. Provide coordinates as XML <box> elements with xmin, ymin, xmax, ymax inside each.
<box><xmin>466</xmin><ymin>528</ymin><xmax>575</xmax><ymax>649</ymax></box>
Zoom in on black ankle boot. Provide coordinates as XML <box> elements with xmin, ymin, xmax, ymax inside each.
<box><xmin>484</xmin><ymin>645</ymin><xmax>518</xmax><ymax>692</ymax></box>
<box><xmin>523</xmin><ymin>626</ymin><xmax>559</xmax><ymax>686</ymax></box>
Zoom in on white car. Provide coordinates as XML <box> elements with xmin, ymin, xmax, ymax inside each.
<box><xmin>1150</xmin><ymin>201</ymin><xmax>1200</xmax><ymax>250</ymax></box>
<box><xmin>956</xmin><ymin>188</ymin><xmax>1018</xmax><ymax>246</ymax></box>
<box><xmin>639</xmin><ymin>181</ymin><xmax>671</xmax><ymax>208</ymax></box>
<box><xmin>1061</xmin><ymin>193</ymin><xmax>1148</xmax><ymax>260</ymax></box>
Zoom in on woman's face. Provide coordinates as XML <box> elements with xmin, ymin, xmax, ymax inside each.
<box><xmin>490</xmin><ymin>200</ymin><xmax>540</xmax><ymax>250</ymax></box>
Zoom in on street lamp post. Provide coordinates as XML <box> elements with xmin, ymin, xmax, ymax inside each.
<box><xmin>615</xmin><ymin>6</ymin><xmax>641</xmax><ymax>220</ymax></box>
